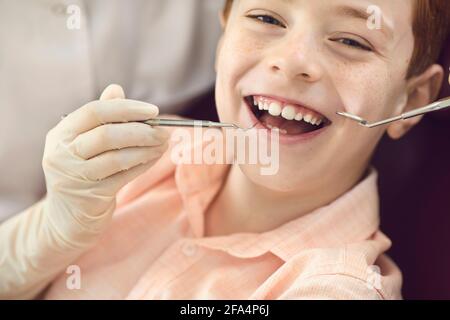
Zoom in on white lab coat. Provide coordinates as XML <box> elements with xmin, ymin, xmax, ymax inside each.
<box><xmin>0</xmin><ymin>0</ymin><xmax>223</xmax><ymax>221</ymax></box>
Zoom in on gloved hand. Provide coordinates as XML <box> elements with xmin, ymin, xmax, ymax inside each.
<box><xmin>42</xmin><ymin>84</ymin><xmax>169</xmax><ymax>245</ymax></box>
<box><xmin>0</xmin><ymin>84</ymin><xmax>169</xmax><ymax>299</ymax></box>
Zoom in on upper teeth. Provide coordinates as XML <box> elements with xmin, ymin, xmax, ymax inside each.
<box><xmin>254</xmin><ymin>97</ymin><xmax>323</xmax><ymax>126</ymax></box>
<box><xmin>257</xmin><ymin>100</ymin><xmax>270</xmax><ymax>111</ymax></box>
<box><xmin>268</xmin><ymin>102</ymin><xmax>282</xmax><ymax>117</ymax></box>
<box><xmin>281</xmin><ymin>105</ymin><xmax>296</xmax><ymax>120</ymax></box>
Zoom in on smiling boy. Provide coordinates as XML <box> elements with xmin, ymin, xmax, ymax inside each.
<box><xmin>2</xmin><ymin>0</ymin><xmax>449</xmax><ymax>300</ymax></box>
<box><xmin>43</xmin><ymin>0</ymin><xmax>450</xmax><ymax>299</ymax></box>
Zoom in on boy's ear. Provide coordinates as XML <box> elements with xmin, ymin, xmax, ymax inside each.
<box><xmin>387</xmin><ymin>64</ymin><xmax>444</xmax><ymax>140</ymax></box>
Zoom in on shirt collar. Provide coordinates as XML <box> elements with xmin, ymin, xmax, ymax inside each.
<box><xmin>175</xmin><ymin>145</ymin><xmax>380</xmax><ymax>262</ymax></box>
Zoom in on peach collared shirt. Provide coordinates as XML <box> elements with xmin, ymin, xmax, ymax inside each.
<box><xmin>44</xmin><ymin>141</ymin><xmax>402</xmax><ymax>300</ymax></box>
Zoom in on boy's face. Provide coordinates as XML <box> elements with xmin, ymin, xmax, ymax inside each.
<box><xmin>215</xmin><ymin>0</ymin><xmax>418</xmax><ymax>193</ymax></box>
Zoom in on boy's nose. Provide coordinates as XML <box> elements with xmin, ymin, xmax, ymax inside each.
<box><xmin>266</xmin><ymin>37</ymin><xmax>323</xmax><ymax>83</ymax></box>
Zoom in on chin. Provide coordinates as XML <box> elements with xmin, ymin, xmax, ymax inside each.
<box><xmin>238</xmin><ymin>162</ymin><xmax>309</xmax><ymax>193</ymax></box>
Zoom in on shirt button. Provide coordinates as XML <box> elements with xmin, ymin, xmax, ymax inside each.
<box><xmin>182</xmin><ymin>242</ymin><xmax>198</xmax><ymax>257</ymax></box>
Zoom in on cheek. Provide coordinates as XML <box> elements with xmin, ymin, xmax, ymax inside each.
<box><xmin>215</xmin><ymin>32</ymin><xmax>268</xmax><ymax>117</ymax></box>
<box><xmin>218</xmin><ymin>28</ymin><xmax>269</xmax><ymax>81</ymax></box>
<box><xmin>330</xmin><ymin>60</ymin><xmax>404</xmax><ymax>120</ymax></box>
<box><xmin>321</xmin><ymin>62</ymin><xmax>406</xmax><ymax>174</ymax></box>
<box><xmin>233</xmin><ymin>35</ymin><xmax>267</xmax><ymax>57</ymax></box>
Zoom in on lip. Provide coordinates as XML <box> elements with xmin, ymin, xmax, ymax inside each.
<box><xmin>241</xmin><ymin>97</ymin><xmax>331</xmax><ymax>145</ymax></box>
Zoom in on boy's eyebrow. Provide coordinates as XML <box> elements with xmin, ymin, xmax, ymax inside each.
<box><xmin>335</xmin><ymin>5</ymin><xmax>371</xmax><ymax>20</ymax></box>
<box><xmin>332</xmin><ymin>5</ymin><xmax>394</xmax><ymax>40</ymax></box>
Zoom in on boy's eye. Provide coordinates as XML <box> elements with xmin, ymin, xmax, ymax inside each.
<box><xmin>247</xmin><ymin>14</ymin><xmax>286</xmax><ymax>28</ymax></box>
<box><xmin>331</xmin><ymin>38</ymin><xmax>373</xmax><ymax>52</ymax></box>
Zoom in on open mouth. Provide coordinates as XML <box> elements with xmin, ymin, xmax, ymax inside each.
<box><xmin>244</xmin><ymin>95</ymin><xmax>332</xmax><ymax>135</ymax></box>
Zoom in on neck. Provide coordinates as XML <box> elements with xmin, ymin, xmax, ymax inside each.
<box><xmin>204</xmin><ymin>164</ymin><xmax>367</xmax><ymax>237</ymax></box>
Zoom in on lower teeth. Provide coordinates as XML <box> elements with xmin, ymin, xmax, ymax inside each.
<box><xmin>260</xmin><ymin>113</ymin><xmax>318</xmax><ymax>135</ymax></box>
<box><xmin>266</xmin><ymin>124</ymin><xmax>288</xmax><ymax>134</ymax></box>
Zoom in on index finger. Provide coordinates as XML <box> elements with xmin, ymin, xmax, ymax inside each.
<box><xmin>59</xmin><ymin>99</ymin><xmax>159</xmax><ymax>139</ymax></box>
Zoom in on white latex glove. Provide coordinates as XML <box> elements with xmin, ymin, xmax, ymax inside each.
<box><xmin>42</xmin><ymin>84</ymin><xmax>169</xmax><ymax>245</ymax></box>
<box><xmin>0</xmin><ymin>84</ymin><xmax>169</xmax><ymax>299</ymax></box>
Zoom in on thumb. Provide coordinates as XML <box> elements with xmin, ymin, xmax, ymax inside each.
<box><xmin>100</xmin><ymin>84</ymin><xmax>126</xmax><ymax>101</ymax></box>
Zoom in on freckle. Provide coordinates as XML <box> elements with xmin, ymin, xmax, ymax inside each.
<box><xmin>232</xmin><ymin>37</ymin><xmax>265</xmax><ymax>55</ymax></box>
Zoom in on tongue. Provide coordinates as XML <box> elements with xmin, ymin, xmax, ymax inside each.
<box><xmin>259</xmin><ymin>113</ymin><xmax>318</xmax><ymax>135</ymax></box>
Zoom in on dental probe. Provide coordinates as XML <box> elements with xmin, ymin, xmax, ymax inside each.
<box><xmin>336</xmin><ymin>96</ymin><xmax>450</xmax><ymax>128</ymax></box>
<box><xmin>143</xmin><ymin>118</ymin><xmax>241</xmax><ymax>129</ymax></box>
<box><xmin>61</xmin><ymin>114</ymin><xmax>253</xmax><ymax>130</ymax></box>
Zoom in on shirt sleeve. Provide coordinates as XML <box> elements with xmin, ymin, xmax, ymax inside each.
<box><xmin>278</xmin><ymin>274</ymin><xmax>384</xmax><ymax>300</ymax></box>
<box><xmin>0</xmin><ymin>199</ymin><xmax>110</xmax><ymax>299</ymax></box>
